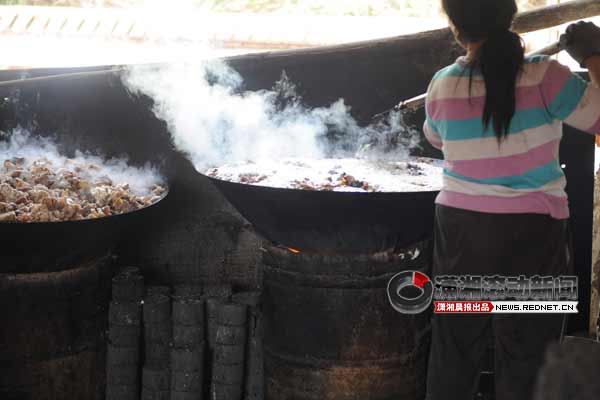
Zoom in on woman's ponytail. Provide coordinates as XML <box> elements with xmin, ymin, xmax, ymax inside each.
<box><xmin>477</xmin><ymin>30</ymin><xmax>525</xmax><ymax>138</ymax></box>
<box><xmin>442</xmin><ymin>0</ymin><xmax>524</xmax><ymax>141</ymax></box>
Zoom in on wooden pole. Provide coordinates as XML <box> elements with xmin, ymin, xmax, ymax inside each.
<box><xmin>226</xmin><ymin>0</ymin><xmax>600</xmax><ymax>63</ymax></box>
<box><xmin>513</xmin><ymin>0</ymin><xmax>600</xmax><ymax>33</ymax></box>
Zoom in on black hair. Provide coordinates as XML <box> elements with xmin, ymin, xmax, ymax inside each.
<box><xmin>442</xmin><ymin>0</ymin><xmax>525</xmax><ymax>140</ymax></box>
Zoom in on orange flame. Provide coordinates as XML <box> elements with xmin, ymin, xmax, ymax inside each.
<box><xmin>287</xmin><ymin>247</ymin><xmax>301</xmax><ymax>254</ymax></box>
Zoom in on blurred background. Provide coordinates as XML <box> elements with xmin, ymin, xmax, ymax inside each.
<box><xmin>0</xmin><ymin>0</ymin><xmax>583</xmax><ymax>69</ymax></box>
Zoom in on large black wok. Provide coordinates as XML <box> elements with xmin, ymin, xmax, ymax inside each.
<box><xmin>0</xmin><ymin>191</ymin><xmax>168</xmax><ymax>273</ymax></box>
<box><xmin>207</xmin><ymin>176</ymin><xmax>438</xmax><ymax>254</ymax></box>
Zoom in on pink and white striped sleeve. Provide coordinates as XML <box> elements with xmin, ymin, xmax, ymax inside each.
<box><xmin>541</xmin><ymin>59</ymin><xmax>600</xmax><ymax>134</ymax></box>
<box><xmin>424</xmin><ymin>81</ymin><xmax>443</xmax><ymax>150</ymax></box>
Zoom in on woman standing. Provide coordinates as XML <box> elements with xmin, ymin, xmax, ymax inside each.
<box><xmin>424</xmin><ymin>1</ymin><xmax>600</xmax><ymax>399</ymax></box>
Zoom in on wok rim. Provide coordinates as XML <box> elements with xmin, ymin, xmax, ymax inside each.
<box><xmin>0</xmin><ymin>188</ymin><xmax>169</xmax><ymax>226</ymax></box>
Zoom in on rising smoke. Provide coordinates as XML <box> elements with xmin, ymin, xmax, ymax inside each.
<box><xmin>0</xmin><ymin>129</ymin><xmax>164</xmax><ymax>196</ymax></box>
<box><xmin>123</xmin><ymin>58</ymin><xmax>420</xmax><ymax>172</ymax></box>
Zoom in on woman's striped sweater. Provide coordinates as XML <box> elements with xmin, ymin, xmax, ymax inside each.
<box><xmin>424</xmin><ymin>55</ymin><xmax>600</xmax><ymax>219</ymax></box>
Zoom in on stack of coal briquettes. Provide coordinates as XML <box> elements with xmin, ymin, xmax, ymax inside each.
<box><xmin>204</xmin><ymin>285</ymin><xmax>234</xmax><ymax>391</ymax></box>
<box><xmin>211</xmin><ymin>301</ymin><xmax>249</xmax><ymax>400</ymax></box>
<box><xmin>141</xmin><ymin>286</ymin><xmax>172</xmax><ymax>400</ymax></box>
<box><xmin>106</xmin><ymin>267</ymin><xmax>144</xmax><ymax>400</ymax></box>
<box><xmin>231</xmin><ymin>292</ymin><xmax>263</xmax><ymax>400</ymax></box>
<box><xmin>106</xmin><ymin>278</ymin><xmax>264</xmax><ymax>400</ymax></box>
<box><xmin>170</xmin><ymin>286</ymin><xmax>205</xmax><ymax>400</ymax></box>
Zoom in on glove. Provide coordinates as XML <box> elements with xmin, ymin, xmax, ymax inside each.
<box><xmin>560</xmin><ymin>21</ymin><xmax>600</xmax><ymax>68</ymax></box>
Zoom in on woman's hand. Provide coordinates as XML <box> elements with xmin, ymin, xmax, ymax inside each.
<box><xmin>560</xmin><ymin>21</ymin><xmax>600</xmax><ymax>68</ymax></box>
<box><xmin>583</xmin><ymin>55</ymin><xmax>600</xmax><ymax>88</ymax></box>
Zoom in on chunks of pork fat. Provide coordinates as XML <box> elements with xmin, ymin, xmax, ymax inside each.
<box><xmin>0</xmin><ymin>157</ymin><xmax>166</xmax><ymax>223</ymax></box>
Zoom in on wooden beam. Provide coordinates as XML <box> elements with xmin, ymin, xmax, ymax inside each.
<box><xmin>226</xmin><ymin>0</ymin><xmax>600</xmax><ymax>63</ymax></box>
<box><xmin>513</xmin><ymin>0</ymin><xmax>600</xmax><ymax>34</ymax></box>
<box><xmin>1</xmin><ymin>0</ymin><xmax>599</xmax><ymax>93</ymax></box>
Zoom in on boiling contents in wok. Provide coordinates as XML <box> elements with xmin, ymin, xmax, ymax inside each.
<box><xmin>206</xmin><ymin>157</ymin><xmax>443</xmax><ymax>192</ymax></box>
<box><xmin>0</xmin><ymin>156</ymin><xmax>166</xmax><ymax>223</ymax></box>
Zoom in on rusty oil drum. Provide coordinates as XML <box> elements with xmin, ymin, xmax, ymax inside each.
<box><xmin>261</xmin><ymin>240</ymin><xmax>432</xmax><ymax>400</ymax></box>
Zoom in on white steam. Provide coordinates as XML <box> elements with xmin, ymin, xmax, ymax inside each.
<box><xmin>0</xmin><ymin>129</ymin><xmax>164</xmax><ymax>196</ymax></box>
<box><xmin>123</xmin><ymin>59</ymin><xmax>420</xmax><ymax>172</ymax></box>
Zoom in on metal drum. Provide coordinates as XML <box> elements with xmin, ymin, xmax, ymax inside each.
<box><xmin>261</xmin><ymin>241</ymin><xmax>432</xmax><ymax>400</ymax></box>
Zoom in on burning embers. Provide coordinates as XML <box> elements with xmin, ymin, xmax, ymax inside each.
<box><xmin>0</xmin><ymin>132</ymin><xmax>166</xmax><ymax>223</ymax></box>
<box><xmin>206</xmin><ymin>157</ymin><xmax>443</xmax><ymax>193</ymax></box>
